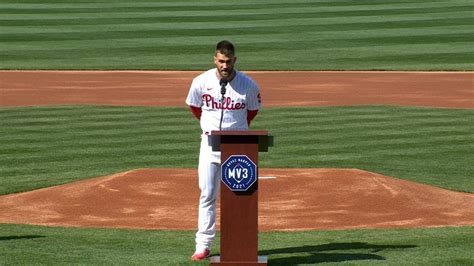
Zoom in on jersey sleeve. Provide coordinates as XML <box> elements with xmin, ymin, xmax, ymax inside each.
<box><xmin>246</xmin><ymin>84</ymin><xmax>261</xmax><ymax>111</ymax></box>
<box><xmin>185</xmin><ymin>78</ymin><xmax>202</xmax><ymax>108</ymax></box>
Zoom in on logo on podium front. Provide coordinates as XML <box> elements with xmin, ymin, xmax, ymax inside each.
<box><xmin>221</xmin><ymin>155</ymin><xmax>257</xmax><ymax>192</ymax></box>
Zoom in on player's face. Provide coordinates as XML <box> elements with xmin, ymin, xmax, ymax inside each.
<box><xmin>214</xmin><ymin>52</ymin><xmax>237</xmax><ymax>79</ymax></box>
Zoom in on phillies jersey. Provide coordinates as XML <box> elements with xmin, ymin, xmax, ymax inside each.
<box><xmin>186</xmin><ymin>68</ymin><xmax>261</xmax><ymax>132</ymax></box>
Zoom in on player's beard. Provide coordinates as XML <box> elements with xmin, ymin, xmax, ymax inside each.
<box><xmin>219</xmin><ymin>67</ymin><xmax>234</xmax><ymax>79</ymax></box>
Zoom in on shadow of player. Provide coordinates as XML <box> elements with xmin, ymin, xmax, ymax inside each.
<box><xmin>0</xmin><ymin>235</ymin><xmax>46</xmax><ymax>241</ymax></box>
<box><xmin>261</xmin><ymin>242</ymin><xmax>417</xmax><ymax>265</ymax></box>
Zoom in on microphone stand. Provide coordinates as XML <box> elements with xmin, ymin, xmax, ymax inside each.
<box><xmin>219</xmin><ymin>78</ymin><xmax>228</xmax><ymax>131</ymax></box>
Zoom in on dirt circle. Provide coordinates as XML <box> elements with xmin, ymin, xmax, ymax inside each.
<box><xmin>0</xmin><ymin>168</ymin><xmax>473</xmax><ymax>231</ymax></box>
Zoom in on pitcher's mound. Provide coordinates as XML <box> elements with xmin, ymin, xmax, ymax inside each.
<box><xmin>0</xmin><ymin>168</ymin><xmax>473</xmax><ymax>231</ymax></box>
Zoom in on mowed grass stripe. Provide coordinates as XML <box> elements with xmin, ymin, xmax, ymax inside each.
<box><xmin>2</xmin><ymin>6</ymin><xmax>470</xmax><ymax>22</ymax></box>
<box><xmin>276</xmin><ymin>136</ymin><xmax>473</xmax><ymax>150</ymax></box>
<box><xmin>276</xmin><ymin>131</ymin><xmax>473</xmax><ymax>146</ymax></box>
<box><xmin>0</xmin><ymin>132</ymin><xmax>197</xmax><ymax>146</ymax></box>
<box><xmin>0</xmin><ymin>119</ymin><xmax>194</xmax><ymax>132</ymax></box>
<box><xmin>0</xmin><ymin>128</ymin><xmax>196</xmax><ymax>144</ymax></box>
<box><xmin>0</xmin><ymin>106</ymin><xmax>187</xmax><ymax>124</ymax></box>
<box><xmin>269</xmin><ymin>116</ymin><xmax>472</xmax><ymax>129</ymax></box>
<box><xmin>3</xmin><ymin>107</ymin><xmax>471</xmax><ymax>129</ymax></box>
<box><xmin>2</xmin><ymin>4</ymin><xmax>471</xmax><ymax>26</ymax></box>
<box><xmin>3</xmin><ymin>129</ymin><xmax>470</xmax><ymax>151</ymax></box>
<box><xmin>1</xmin><ymin>105</ymin><xmax>473</xmax><ymax>194</ymax></box>
<box><xmin>2</xmin><ymin>15</ymin><xmax>471</xmax><ymax>37</ymax></box>
<box><xmin>0</xmin><ymin>105</ymin><xmax>185</xmax><ymax>120</ymax></box>
<box><xmin>0</xmin><ymin>0</ymin><xmax>472</xmax><ymax>70</ymax></box>
<box><xmin>0</xmin><ymin>106</ymin><xmax>200</xmax><ymax>163</ymax></box>
<box><xmin>2</xmin><ymin>18</ymin><xmax>472</xmax><ymax>45</ymax></box>
<box><xmin>1</xmin><ymin>0</ymin><xmax>464</xmax><ymax>13</ymax></box>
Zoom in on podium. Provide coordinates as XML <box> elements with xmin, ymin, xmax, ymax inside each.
<box><xmin>209</xmin><ymin>130</ymin><xmax>272</xmax><ymax>266</ymax></box>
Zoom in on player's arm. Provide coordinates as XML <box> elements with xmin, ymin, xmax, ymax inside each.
<box><xmin>247</xmin><ymin>110</ymin><xmax>258</xmax><ymax>126</ymax></box>
<box><xmin>247</xmin><ymin>89</ymin><xmax>261</xmax><ymax>126</ymax></box>
<box><xmin>189</xmin><ymin>105</ymin><xmax>202</xmax><ymax>120</ymax></box>
<box><xmin>185</xmin><ymin>78</ymin><xmax>203</xmax><ymax>120</ymax></box>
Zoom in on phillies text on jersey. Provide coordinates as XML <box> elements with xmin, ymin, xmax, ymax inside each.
<box><xmin>202</xmin><ymin>95</ymin><xmax>246</xmax><ymax>110</ymax></box>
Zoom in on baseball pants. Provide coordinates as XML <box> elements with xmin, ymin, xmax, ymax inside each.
<box><xmin>195</xmin><ymin>134</ymin><xmax>221</xmax><ymax>252</ymax></box>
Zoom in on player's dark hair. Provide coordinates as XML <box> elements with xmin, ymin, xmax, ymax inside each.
<box><xmin>215</xmin><ymin>40</ymin><xmax>235</xmax><ymax>56</ymax></box>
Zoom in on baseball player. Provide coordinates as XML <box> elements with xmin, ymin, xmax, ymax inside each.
<box><xmin>185</xmin><ymin>40</ymin><xmax>261</xmax><ymax>261</ymax></box>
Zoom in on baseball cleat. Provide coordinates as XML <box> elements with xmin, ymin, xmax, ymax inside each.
<box><xmin>191</xmin><ymin>249</ymin><xmax>210</xmax><ymax>260</ymax></box>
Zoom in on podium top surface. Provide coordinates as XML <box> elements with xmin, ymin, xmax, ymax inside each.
<box><xmin>211</xmin><ymin>130</ymin><xmax>269</xmax><ymax>136</ymax></box>
<box><xmin>209</xmin><ymin>130</ymin><xmax>273</xmax><ymax>151</ymax></box>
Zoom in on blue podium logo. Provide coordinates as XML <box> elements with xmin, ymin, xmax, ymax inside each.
<box><xmin>222</xmin><ymin>155</ymin><xmax>257</xmax><ymax>192</ymax></box>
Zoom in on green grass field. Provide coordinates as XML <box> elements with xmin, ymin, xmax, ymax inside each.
<box><xmin>1</xmin><ymin>224</ymin><xmax>473</xmax><ymax>265</ymax></box>
<box><xmin>1</xmin><ymin>105</ymin><xmax>473</xmax><ymax>195</ymax></box>
<box><xmin>1</xmin><ymin>0</ymin><xmax>473</xmax><ymax>70</ymax></box>
<box><xmin>1</xmin><ymin>0</ymin><xmax>473</xmax><ymax>265</ymax></box>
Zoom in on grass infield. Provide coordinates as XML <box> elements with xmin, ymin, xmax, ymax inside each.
<box><xmin>1</xmin><ymin>105</ymin><xmax>473</xmax><ymax>195</ymax></box>
<box><xmin>1</xmin><ymin>224</ymin><xmax>473</xmax><ymax>265</ymax></box>
<box><xmin>1</xmin><ymin>0</ymin><xmax>473</xmax><ymax>70</ymax></box>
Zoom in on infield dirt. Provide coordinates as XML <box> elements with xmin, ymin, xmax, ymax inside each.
<box><xmin>0</xmin><ymin>71</ymin><xmax>473</xmax><ymax>231</ymax></box>
<box><xmin>0</xmin><ymin>168</ymin><xmax>473</xmax><ymax>231</ymax></box>
<box><xmin>1</xmin><ymin>71</ymin><xmax>473</xmax><ymax>108</ymax></box>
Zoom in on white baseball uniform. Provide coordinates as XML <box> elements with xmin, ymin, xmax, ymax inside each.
<box><xmin>186</xmin><ymin>68</ymin><xmax>261</xmax><ymax>252</ymax></box>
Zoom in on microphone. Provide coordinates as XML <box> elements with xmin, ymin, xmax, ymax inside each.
<box><xmin>219</xmin><ymin>77</ymin><xmax>228</xmax><ymax>131</ymax></box>
<box><xmin>220</xmin><ymin>77</ymin><xmax>228</xmax><ymax>97</ymax></box>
